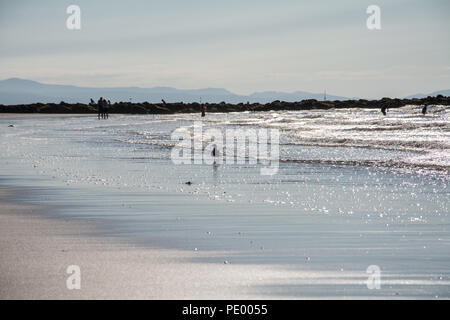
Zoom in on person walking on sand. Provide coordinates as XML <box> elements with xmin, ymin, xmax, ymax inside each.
<box><xmin>103</xmin><ymin>99</ymin><xmax>110</xmax><ymax>119</ymax></box>
<box><xmin>98</xmin><ymin>97</ymin><xmax>104</xmax><ymax>119</ymax></box>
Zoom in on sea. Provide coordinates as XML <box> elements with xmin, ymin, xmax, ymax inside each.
<box><xmin>0</xmin><ymin>105</ymin><xmax>449</xmax><ymax>298</ymax></box>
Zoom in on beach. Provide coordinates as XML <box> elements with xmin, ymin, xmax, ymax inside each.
<box><xmin>1</xmin><ymin>0</ymin><xmax>449</xmax><ymax>304</ymax></box>
<box><xmin>1</xmin><ymin>186</ymin><xmax>401</xmax><ymax>300</ymax></box>
<box><xmin>0</xmin><ymin>186</ymin><xmax>284</xmax><ymax>300</ymax></box>
<box><xmin>0</xmin><ymin>111</ymin><xmax>449</xmax><ymax>299</ymax></box>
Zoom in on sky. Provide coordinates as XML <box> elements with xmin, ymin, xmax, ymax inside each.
<box><xmin>0</xmin><ymin>0</ymin><xmax>449</xmax><ymax>98</ymax></box>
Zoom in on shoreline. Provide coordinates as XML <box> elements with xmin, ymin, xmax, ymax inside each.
<box><xmin>0</xmin><ymin>185</ymin><xmax>276</xmax><ymax>300</ymax></box>
<box><xmin>0</xmin><ymin>113</ymin><xmax>93</xmax><ymax>118</ymax></box>
<box><xmin>2</xmin><ymin>184</ymin><xmax>448</xmax><ymax>300</ymax></box>
<box><xmin>3</xmin><ymin>185</ymin><xmax>357</xmax><ymax>300</ymax></box>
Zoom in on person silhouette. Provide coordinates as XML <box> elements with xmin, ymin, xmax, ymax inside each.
<box><xmin>98</xmin><ymin>97</ymin><xmax>104</xmax><ymax>119</ymax></box>
<box><xmin>201</xmin><ymin>105</ymin><xmax>206</xmax><ymax>117</ymax></box>
<box><xmin>103</xmin><ymin>99</ymin><xmax>110</xmax><ymax>119</ymax></box>
<box><xmin>422</xmin><ymin>105</ymin><xmax>428</xmax><ymax>115</ymax></box>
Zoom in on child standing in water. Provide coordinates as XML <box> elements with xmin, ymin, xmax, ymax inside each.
<box><xmin>201</xmin><ymin>104</ymin><xmax>206</xmax><ymax>117</ymax></box>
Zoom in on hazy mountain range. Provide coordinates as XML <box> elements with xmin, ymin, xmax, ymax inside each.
<box><xmin>0</xmin><ymin>78</ymin><xmax>448</xmax><ymax>105</ymax></box>
<box><xmin>0</xmin><ymin>78</ymin><xmax>347</xmax><ymax>105</ymax></box>
<box><xmin>404</xmin><ymin>90</ymin><xmax>450</xmax><ymax>99</ymax></box>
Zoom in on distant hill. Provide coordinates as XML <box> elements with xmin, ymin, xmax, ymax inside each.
<box><xmin>248</xmin><ymin>90</ymin><xmax>349</xmax><ymax>102</ymax></box>
<box><xmin>404</xmin><ymin>89</ymin><xmax>450</xmax><ymax>99</ymax></box>
<box><xmin>0</xmin><ymin>78</ymin><xmax>350</xmax><ymax>105</ymax></box>
<box><xmin>2</xmin><ymin>78</ymin><xmax>447</xmax><ymax>105</ymax></box>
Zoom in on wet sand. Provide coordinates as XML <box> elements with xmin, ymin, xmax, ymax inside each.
<box><xmin>0</xmin><ymin>186</ymin><xmax>280</xmax><ymax>300</ymax></box>
<box><xmin>3</xmin><ymin>186</ymin><xmax>413</xmax><ymax>300</ymax></box>
<box><xmin>4</xmin><ymin>185</ymin><xmax>442</xmax><ymax>300</ymax></box>
<box><xmin>0</xmin><ymin>113</ymin><xmax>93</xmax><ymax>119</ymax></box>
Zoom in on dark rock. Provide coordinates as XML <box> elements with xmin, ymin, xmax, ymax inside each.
<box><xmin>0</xmin><ymin>96</ymin><xmax>449</xmax><ymax>114</ymax></box>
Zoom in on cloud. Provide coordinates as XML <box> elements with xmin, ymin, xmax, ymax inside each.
<box><xmin>0</xmin><ymin>0</ymin><xmax>449</xmax><ymax>98</ymax></box>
